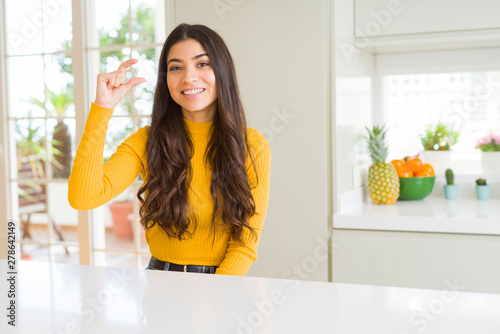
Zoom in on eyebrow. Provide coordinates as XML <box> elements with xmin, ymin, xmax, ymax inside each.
<box><xmin>167</xmin><ymin>53</ymin><xmax>208</xmax><ymax>65</ymax></box>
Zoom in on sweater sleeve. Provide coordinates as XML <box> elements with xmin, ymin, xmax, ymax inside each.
<box><xmin>215</xmin><ymin>131</ymin><xmax>272</xmax><ymax>276</ymax></box>
<box><xmin>68</xmin><ymin>103</ymin><xmax>147</xmax><ymax>211</ymax></box>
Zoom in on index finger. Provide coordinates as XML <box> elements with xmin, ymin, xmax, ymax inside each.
<box><xmin>118</xmin><ymin>58</ymin><xmax>139</xmax><ymax>71</ymax></box>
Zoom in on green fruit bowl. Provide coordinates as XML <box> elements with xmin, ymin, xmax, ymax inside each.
<box><xmin>398</xmin><ymin>176</ymin><xmax>435</xmax><ymax>201</ymax></box>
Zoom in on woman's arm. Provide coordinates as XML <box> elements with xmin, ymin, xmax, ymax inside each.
<box><xmin>215</xmin><ymin>131</ymin><xmax>272</xmax><ymax>276</ymax></box>
<box><xmin>68</xmin><ymin>103</ymin><xmax>148</xmax><ymax>210</ymax></box>
<box><xmin>68</xmin><ymin>59</ymin><xmax>147</xmax><ymax>210</ymax></box>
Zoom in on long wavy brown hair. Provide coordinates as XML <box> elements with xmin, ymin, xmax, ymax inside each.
<box><xmin>137</xmin><ymin>23</ymin><xmax>258</xmax><ymax>244</ymax></box>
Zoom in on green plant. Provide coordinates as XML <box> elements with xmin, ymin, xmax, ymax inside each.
<box><xmin>445</xmin><ymin>168</ymin><xmax>454</xmax><ymax>185</ymax></box>
<box><xmin>476</xmin><ymin>133</ymin><xmax>500</xmax><ymax>152</ymax></box>
<box><xmin>420</xmin><ymin>122</ymin><xmax>459</xmax><ymax>151</ymax></box>
<box><xmin>16</xmin><ymin>114</ymin><xmax>63</xmax><ymax>203</ymax></box>
<box><xmin>476</xmin><ymin>178</ymin><xmax>487</xmax><ymax>186</ymax></box>
<box><xmin>16</xmin><ymin>115</ymin><xmax>62</xmax><ymax>178</ymax></box>
<box><xmin>29</xmin><ymin>85</ymin><xmax>74</xmax><ymax>178</ymax></box>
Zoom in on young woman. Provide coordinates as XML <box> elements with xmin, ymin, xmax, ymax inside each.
<box><xmin>68</xmin><ymin>23</ymin><xmax>271</xmax><ymax>276</ymax></box>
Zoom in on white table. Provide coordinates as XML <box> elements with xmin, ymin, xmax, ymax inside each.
<box><xmin>1</xmin><ymin>260</ymin><xmax>499</xmax><ymax>333</ymax></box>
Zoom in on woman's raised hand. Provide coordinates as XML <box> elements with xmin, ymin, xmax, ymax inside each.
<box><xmin>94</xmin><ymin>58</ymin><xmax>147</xmax><ymax>110</ymax></box>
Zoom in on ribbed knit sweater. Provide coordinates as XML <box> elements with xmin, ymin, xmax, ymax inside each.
<box><xmin>68</xmin><ymin>103</ymin><xmax>271</xmax><ymax>276</ymax></box>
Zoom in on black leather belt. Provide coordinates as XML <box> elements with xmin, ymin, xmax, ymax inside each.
<box><xmin>147</xmin><ymin>256</ymin><xmax>218</xmax><ymax>274</ymax></box>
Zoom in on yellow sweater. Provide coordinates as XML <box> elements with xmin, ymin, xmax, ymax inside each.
<box><xmin>68</xmin><ymin>103</ymin><xmax>271</xmax><ymax>276</ymax></box>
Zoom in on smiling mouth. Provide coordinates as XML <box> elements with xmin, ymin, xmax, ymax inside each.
<box><xmin>182</xmin><ymin>88</ymin><xmax>206</xmax><ymax>95</ymax></box>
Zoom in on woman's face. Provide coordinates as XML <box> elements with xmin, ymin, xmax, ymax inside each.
<box><xmin>166</xmin><ymin>39</ymin><xmax>217</xmax><ymax>122</ymax></box>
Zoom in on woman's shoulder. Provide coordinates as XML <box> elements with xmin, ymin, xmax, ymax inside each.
<box><xmin>138</xmin><ymin>125</ymin><xmax>150</xmax><ymax>136</ymax></box>
<box><xmin>131</xmin><ymin>124</ymin><xmax>152</xmax><ymax>137</ymax></box>
<box><xmin>131</xmin><ymin>125</ymin><xmax>150</xmax><ymax>141</ymax></box>
<box><xmin>246</xmin><ymin>127</ymin><xmax>271</xmax><ymax>153</ymax></box>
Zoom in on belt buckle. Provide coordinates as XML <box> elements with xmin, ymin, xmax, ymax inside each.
<box><xmin>183</xmin><ymin>265</ymin><xmax>187</xmax><ymax>272</ymax></box>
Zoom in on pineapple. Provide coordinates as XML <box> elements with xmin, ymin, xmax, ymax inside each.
<box><xmin>365</xmin><ymin>125</ymin><xmax>400</xmax><ymax>204</ymax></box>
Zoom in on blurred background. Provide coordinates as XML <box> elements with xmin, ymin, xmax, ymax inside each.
<box><xmin>0</xmin><ymin>0</ymin><xmax>499</xmax><ymax>294</ymax></box>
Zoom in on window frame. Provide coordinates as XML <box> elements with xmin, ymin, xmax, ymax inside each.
<box><xmin>0</xmin><ymin>0</ymin><xmax>10</xmax><ymax>260</ymax></box>
<box><xmin>375</xmin><ymin>47</ymin><xmax>500</xmax><ymax>123</ymax></box>
<box><xmin>0</xmin><ymin>0</ymin><xmax>176</xmax><ymax>266</ymax></box>
<box><xmin>374</xmin><ymin>47</ymin><xmax>500</xmax><ymax>174</ymax></box>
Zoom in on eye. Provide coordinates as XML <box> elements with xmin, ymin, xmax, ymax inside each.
<box><xmin>198</xmin><ymin>61</ymin><xmax>210</xmax><ymax>68</ymax></box>
<box><xmin>169</xmin><ymin>66</ymin><xmax>181</xmax><ymax>71</ymax></box>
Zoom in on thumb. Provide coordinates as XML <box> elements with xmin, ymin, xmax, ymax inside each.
<box><xmin>123</xmin><ymin>77</ymin><xmax>147</xmax><ymax>91</ymax></box>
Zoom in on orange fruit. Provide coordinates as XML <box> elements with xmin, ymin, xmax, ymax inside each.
<box><xmin>420</xmin><ymin>163</ymin><xmax>435</xmax><ymax>176</ymax></box>
<box><xmin>391</xmin><ymin>159</ymin><xmax>405</xmax><ymax>170</ymax></box>
<box><xmin>397</xmin><ymin>166</ymin><xmax>414</xmax><ymax>178</ymax></box>
<box><xmin>406</xmin><ymin>157</ymin><xmax>424</xmax><ymax>173</ymax></box>
<box><xmin>415</xmin><ymin>171</ymin><xmax>432</xmax><ymax>177</ymax></box>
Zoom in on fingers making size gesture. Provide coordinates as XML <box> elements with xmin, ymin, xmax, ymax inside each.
<box><xmin>94</xmin><ymin>58</ymin><xmax>147</xmax><ymax>110</ymax></box>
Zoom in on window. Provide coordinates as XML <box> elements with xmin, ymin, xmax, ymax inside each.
<box><xmin>5</xmin><ymin>0</ymin><xmax>77</xmax><ymax>263</ymax></box>
<box><xmin>86</xmin><ymin>0</ymin><xmax>165</xmax><ymax>268</ymax></box>
<box><xmin>2</xmin><ymin>0</ymin><xmax>167</xmax><ymax>268</ymax></box>
<box><xmin>382</xmin><ymin>71</ymin><xmax>500</xmax><ymax>160</ymax></box>
<box><xmin>376</xmin><ymin>48</ymin><xmax>500</xmax><ymax>174</ymax></box>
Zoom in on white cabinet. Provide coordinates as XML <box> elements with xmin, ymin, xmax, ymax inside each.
<box><xmin>355</xmin><ymin>0</ymin><xmax>500</xmax><ymax>37</ymax></box>
<box><xmin>331</xmin><ymin>229</ymin><xmax>500</xmax><ymax>294</ymax></box>
<box><xmin>354</xmin><ymin>0</ymin><xmax>500</xmax><ymax>52</ymax></box>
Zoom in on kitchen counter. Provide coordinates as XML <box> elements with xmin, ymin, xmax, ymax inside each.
<box><xmin>1</xmin><ymin>260</ymin><xmax>499</xmax><ymax>333</ymax></box>
<box><xmin>335</xmin><ymin>196</ymin><xmax>500</xmax><ymax>235</ymax></box>
<box><xmin>335</xmin><ymin>178</ymin><xmax>500</xmax><ymax>235</ymax></box>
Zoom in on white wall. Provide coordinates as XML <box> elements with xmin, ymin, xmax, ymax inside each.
<box><xmin>333</xmin><ymin>0</ymin><xmax>375</xmax><ymax>196</ymax></box>
<box><xmin>174</xmin><ymin>0</ymin><xmax>331</xmax><ymax>281</ymax></box>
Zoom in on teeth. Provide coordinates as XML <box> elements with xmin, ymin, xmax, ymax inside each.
<box><xmin>183</xmin><ymin>88</ymin><xmax>205</xmax><ymax>95</ymax></box>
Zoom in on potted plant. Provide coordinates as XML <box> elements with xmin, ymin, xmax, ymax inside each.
<box><xmin>475</xmin><ymin>178</ymin><xmax>491</xmax><ymax>200</ymax></box>
<box><xmin>108</xmin><ymin>196</ymin><xmax>134</xmax><ymax>239</ymax></box>
<box><xmin>102</xmin><ymin>122</ymin><xmax>138</xmax><ymax>239</ymax></box>
<box><xmin>29</xmin><ymin>85</ymin><xmax>74</xmax><ymax>178</ymax></box>
<box><xmin>16</xmin><ymin>115</ymin><xmax>68</xmax><ymax>257</ymax></box>
<box><xmin>420</xmin><ymin>122</ymin><xmax>459</xmax><ymax>175</ymax></box>
<box><xmin>16</xmin><ymin>114</ymin><xmax>64</xmax><ymax>195</ymax></box>
<box><xmin>108</xmin><ymin>190</ymin><xmax>147</xmax><ymax>245</ymax></box>
<box><xmin>476</xmin><ymin>133</ymin><xmax>500</xmax><ymax>175</ymax></box>
<box><xmin>443</xmin><ymin>168</ymin><xmax>459</xmax><ymax>200</ymax></box>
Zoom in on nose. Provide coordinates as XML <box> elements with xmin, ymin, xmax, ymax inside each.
<box><xmin>182</xmin><ymin>65</ymin><xmax>198</xmax><ymax>84</ymax></box>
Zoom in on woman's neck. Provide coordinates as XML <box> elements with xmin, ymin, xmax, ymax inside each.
<box><xmin>181</xmin><ymin>102</ymin><xmax>216</xmax><ymax>123</ymax></box>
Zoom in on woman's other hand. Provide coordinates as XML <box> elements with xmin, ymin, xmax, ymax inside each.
<box><xmin>94</xmin><ymin>58</ymin><xmax>147</xmax><ymax>110</ymax></box>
